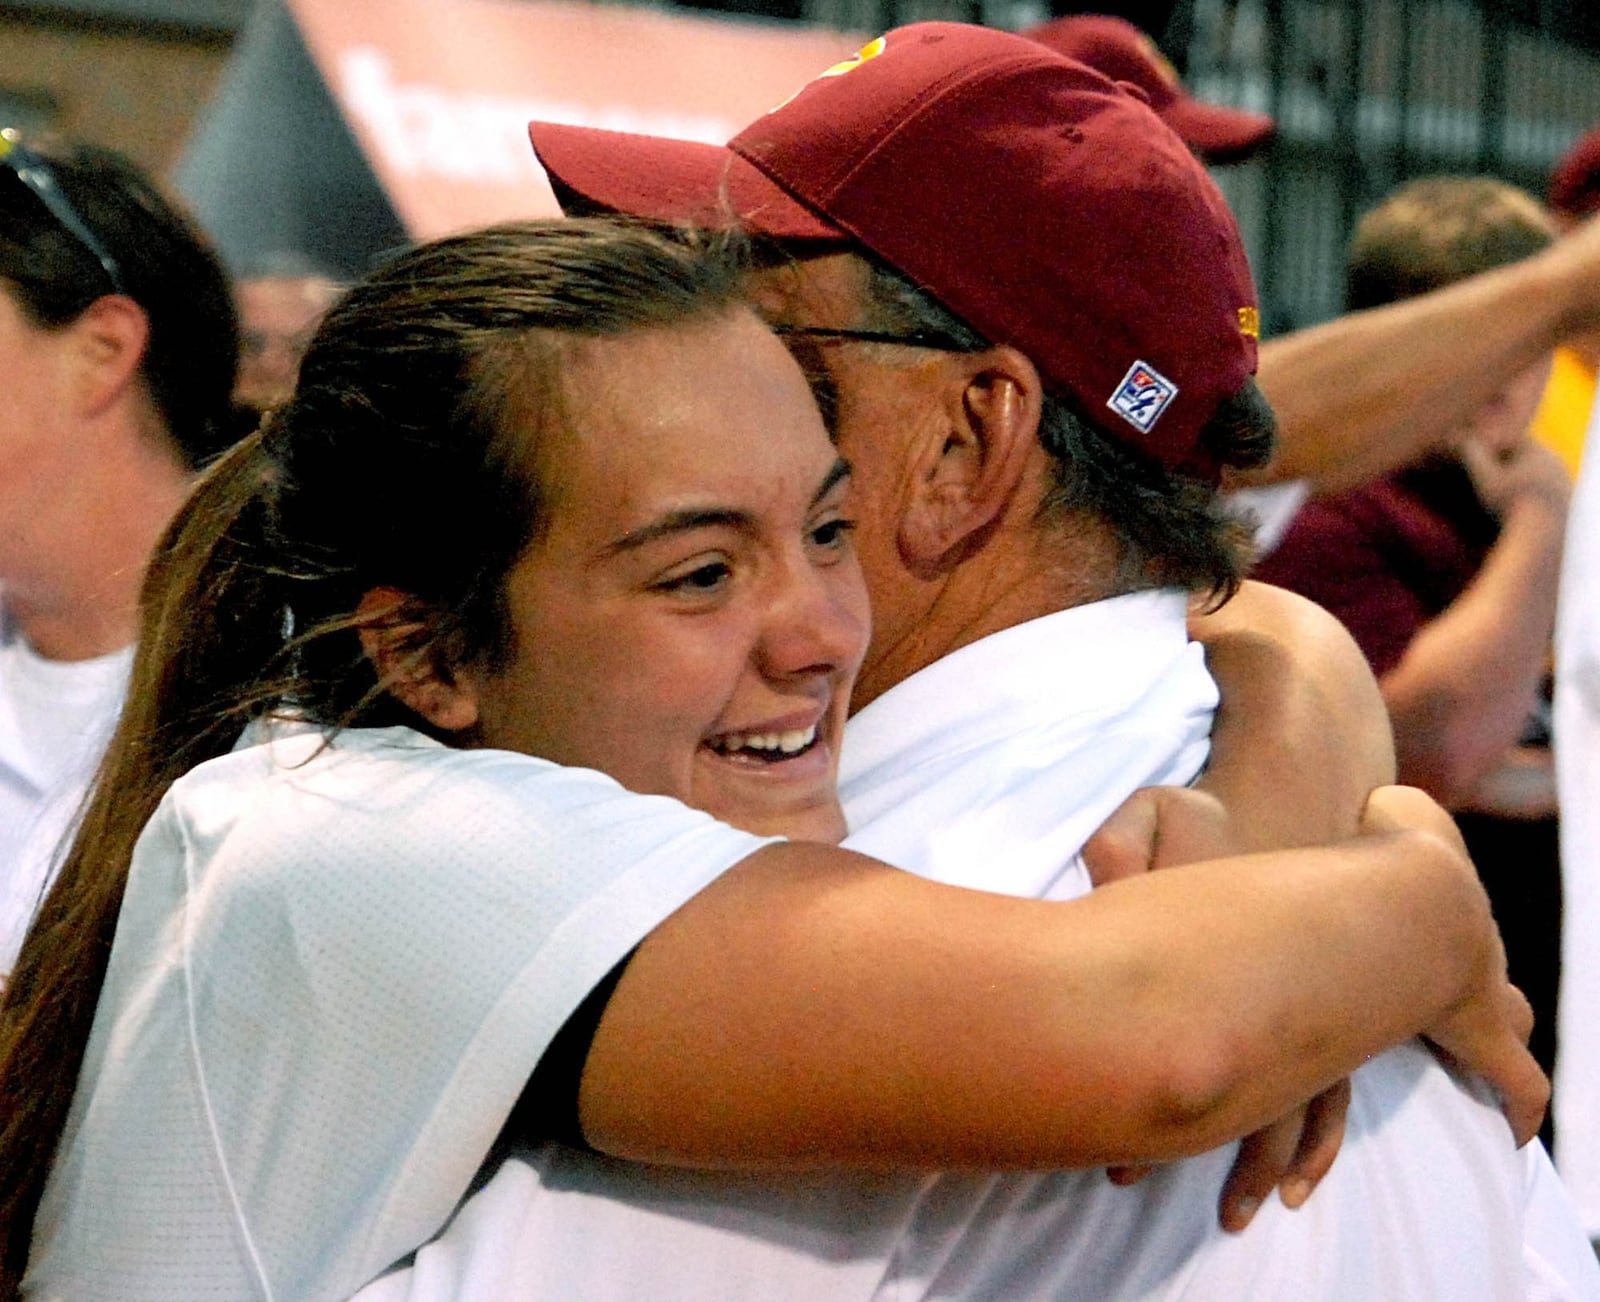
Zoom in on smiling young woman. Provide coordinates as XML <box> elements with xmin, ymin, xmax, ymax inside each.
<box><xmin>0</xmin><ymin>220</ymin><xmax>1535</xmax><ymax>1300</ymax></box>
<box><xmin>372</xmin><ymin>311</ymin><xmax>870</xmax><ymax>844</ymax></box>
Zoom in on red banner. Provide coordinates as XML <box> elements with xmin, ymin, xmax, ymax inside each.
<box><xmin>287</xmin><ymin>0</ymin><xmax>861</xmax><ymax>237</ymax></box>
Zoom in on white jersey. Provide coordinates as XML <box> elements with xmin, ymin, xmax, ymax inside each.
<box><xmin>0</xmin><ymin>609</ymin><xmax>130</xmax><ymax>971</ymax></box>
<box><xmin>359</xmin><ymin>590</ymin><xmax>1599</xmax><ymax>1300</ymax></box>
<box><xmin>1555</xmin><ymin>394</ymin><xmax>1600</xmax><ymax>1242</ymax></box>
<box><xmin>23</xmin><ymin>723</ymin><xmax>776</xmax><ymax>1302</ymax></box>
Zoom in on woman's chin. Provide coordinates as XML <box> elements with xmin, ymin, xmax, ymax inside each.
<box><xmin>693</xmin><ymin>751</ymin><xmax>849</xmax><ymax>843</ymax></box>
<box><xmin>736</xmin><ymin>805</ymin><xmax>849</xmax><ymax>844</ymax></box>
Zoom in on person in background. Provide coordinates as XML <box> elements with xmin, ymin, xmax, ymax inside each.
<box><xmin>232</xmin><ymin>252</ymin><xmax>343</xmax><ymax>420</ymax></box>
<box><xmin>0</xmin><ymin>129</ymin><xmax>239</xmax><ymax>969</ymax></box>
<box><xmin>1255</xmin><ymin>176</ymin><xmax>1568</xmax><ymax>1131</ymax></box>
<box><xmin>1024</xmin><ymin>12</ymin><xmax>1275</xmax><ymax>164</ymax></box>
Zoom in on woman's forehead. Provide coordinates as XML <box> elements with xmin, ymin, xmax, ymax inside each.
<box><xmin>536</xmin><ymin>313</ymin><xmax>837</xmax><ymax>532</ymax></box>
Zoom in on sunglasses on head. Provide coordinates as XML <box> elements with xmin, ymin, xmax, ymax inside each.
<box><xmin>1</xmin><ymin>128</ymin><xmax>127</xmax><ymax>296</ymax></box>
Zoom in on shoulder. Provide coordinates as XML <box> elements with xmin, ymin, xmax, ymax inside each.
<box><xmin>167</xmin><ymin>726</ymin><xmax>654</xmax><ymax>860</ymax></box>
<box><xmin>156</xmin><ymin>725</ymin><xmax>766</xmax><ymax>914</ymax></box>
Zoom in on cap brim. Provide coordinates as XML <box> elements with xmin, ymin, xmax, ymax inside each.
<box><xmin>1162</xmin><ymin>98</ymin><xmax>1275</xmax><ymax>164</ymax></box>
<box><xmin>528</xmin><ymin>122</ymin><xmax>846</xmax><ymax>242</ymax></box>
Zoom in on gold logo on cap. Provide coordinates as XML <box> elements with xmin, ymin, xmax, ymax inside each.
<box><xmin>818</xmin><ymin>36</ymin><xmax>887</xmax><ymax>80</ymax></box>
<box><xmin>769</xmin><ymin>36</ymin><xmax>888</xmax><ymax>114</ymax></box>
<box><xmin>1237</xmin><ymin>306</ymin><xmax>1260</xmax><ymax>339</ymax></box>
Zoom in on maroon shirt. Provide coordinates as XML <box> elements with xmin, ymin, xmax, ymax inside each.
<box><xmin>1252</xmin><ymin>455</ymin><xmax>1499</xmax><ymax>677</ymax></box>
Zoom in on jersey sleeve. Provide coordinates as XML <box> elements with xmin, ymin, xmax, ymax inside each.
<box><xmin>48</xmin><ymin>728</ymin><xmax>776</xmax><ymax>1302</ymax></box>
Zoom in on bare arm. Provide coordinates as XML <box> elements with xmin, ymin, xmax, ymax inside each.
<box><xmin>577</xmin><ymin>813</ymin><xmax>1535</xmax><ymax>1172</ymax></box>
<box><xmin>1112</xmin><ymin>585</ymin><xmax>1385</xmax><ymax>1225</ymax></box>
<box><xmin>1383</xmin><ymin>443</ymin><xmax>1567</xmax><ymax>805</ymax></box>
<box><xmin>1188</xmin><ymin>579</ymin><xmax>1393</xmax><ymax>848</ymax></box>
<box><xmin>1244</xmin><ymin>215</ymin><xmax>1600</xmax><ymax>493</ymax></box>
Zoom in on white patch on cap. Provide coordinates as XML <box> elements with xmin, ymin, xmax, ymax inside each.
<box><xmin>1107</xmin><ymin>360</ymin><xmax>1179</xmax><ymax>433</ymax></box>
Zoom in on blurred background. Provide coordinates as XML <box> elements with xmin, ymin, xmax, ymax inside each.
<box><xmin>5</xmin><ymin>0</ymin><xmax>1600</xmax><ymax>336</ymax></box>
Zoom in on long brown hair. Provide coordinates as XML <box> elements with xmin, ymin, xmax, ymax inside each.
<box><xmin>0</xmin><ymin>218</ymin><xmax>745</xmax><ymax>1291</ymax></box>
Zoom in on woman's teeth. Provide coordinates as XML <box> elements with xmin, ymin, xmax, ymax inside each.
<box><xmin>709</xmin><ymin>724</ymin><xmax>818</xmax><ymax>758</ymax></box>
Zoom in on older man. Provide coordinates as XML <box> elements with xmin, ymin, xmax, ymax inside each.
<box><xmin>360</xmin><ymin>25</ymin><xmax>1596</xmax><ymax>1299</ymax></box>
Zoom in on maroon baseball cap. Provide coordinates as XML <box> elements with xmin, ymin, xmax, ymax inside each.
<box><xmin>530</xmin><ymin>22</ymin><xmax>1260</xmax><ymax>472</ymax></box>
<box><xmin>1550</xmin><ymin>124</ymin><xmax>1600</xmax><ymax>220</ymax></box>
<box><xmin>1024</xmin><ymin>15</ymin><xmax>1275</xmax><ymax>164</ymax></box>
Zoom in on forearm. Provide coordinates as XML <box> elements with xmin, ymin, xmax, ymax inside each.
<box><xmin>579</xmin><ymin>829</ymin><xmax>1491</xmax><ymax>1172</ymax></box>
<box><xmin>1245</xmin><ymin>252</ymin><xmax>1573</xmax><ymax>493</ymax></box>
<box><xmin>1190</xmin><ymin>580</ymin><xmax>1393</xmax><ymax>848</ymax></box>
<box><xmin>1384</xmin><ymin>500</ymin><xmax>1564</xmax><ymax>802</ymax></box>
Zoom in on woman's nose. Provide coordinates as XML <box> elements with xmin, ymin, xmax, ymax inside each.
<box><xmin>759</xmin><ymin>561</ymin><xmax>869</xmax><ymax>680</ymax></box>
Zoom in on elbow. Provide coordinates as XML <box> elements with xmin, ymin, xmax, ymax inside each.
<box><xmin>1128</xmin><ymin>1024</ymin><xmax>1274</xmax><ymax>1160</ymax></box>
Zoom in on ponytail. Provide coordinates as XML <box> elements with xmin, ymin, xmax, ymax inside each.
<box><xmin>0</xmin><ymin>218</ymin><xmax>751</xmax><ymax>1292</ymax></box>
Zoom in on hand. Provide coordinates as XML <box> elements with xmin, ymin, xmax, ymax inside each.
<box><xmin>1361</xmin><ymin>786</ymin><xmax>1550</xmax><ymax>1145</ymax></box>
<box><xmin>1082</xmin><ymin>786</ymin><xmax>1233</xmax><ymax>886</ymax></box>
<box><xmin>1424</xmin><ymin>971</ymin><xmax>1546</xmax><ymax>1148</ymax></box>
<box><xmin>1088</xmin><ymin>785</ymin><xmax>1354</xmax><ymax>1226</ymax></box>
<box><xmin>1105</xmin><ymin>1081</ymin><xmax>1350</xmax><ymax>1232</ymax></box>
<box><xmin>1460</xmin><ymin>436</ymin><xmax>1569</xmax><ymax>520</ymax></box>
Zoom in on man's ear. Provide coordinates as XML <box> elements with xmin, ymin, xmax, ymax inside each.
<box><xmin>355</xmin><ymin>587</ymin><xmax>481</xmax><ymax>734</ymax></box>
<box><xmin>898</xmin><ymin>345</ymin><xmax>1044</xmax><ymax>572</ymax></box>
<box><xmin>70</xmin><ymin>295</ymin><xmax>151</xmax><ymax>416</ymax></box>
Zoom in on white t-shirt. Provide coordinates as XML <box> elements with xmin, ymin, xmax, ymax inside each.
<box><xmin>23</xmin><ymin>723</ymin><xmax>776</xmax><ymax>1302</ymax></box>
<box><xmin>358</xmin><ymin>589</ymin><xmax>1600</xmax><ymax>1301</ymax></box>
<box><xmin>1555</xmin><ymin>395</ymin><xmax>1600</xmax><ymax>1241</ymax></box>
<box><xmin>0</xmin><ymin>610</ymin><xmax>130</xmax><ymax>970</ymax></box>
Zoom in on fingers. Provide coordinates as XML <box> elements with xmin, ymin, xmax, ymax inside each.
<box><xmin>1498</xmin><ymin>1041</ymin><xmax>1553</xmax><ymax>1148</ymax></box>
<box><xmin>1426</xmin><ymin>983</ymin><xmax>1551</xmax><ymax>1148</ymax></box>
<box><xmin>1428</xmin><ymin>1031</ymin><xmax>1549</xmax><ymax>1148</ymax></box>
<box><xmin>1215</xmin><ymin>1081</ymin><xmax>1351</xmax><ymax>1233</ymax></box>
<box><xmin>1359</xmin><ymin>785</ymin><xmax>1468</xmax><ymax>855</ymax></box>
<box><xmin>1281</xmin><ymin>1080</ymin><xmax>1351</xmax><ymax>1208</ymax></box>
<box><xmin>1105</xmin><ymin>1163</ymin><xmax>1154</xmax><ymax>1186</ymax></box>
<box><xmin>1218</xmin><ymin>1106</ymin><xmax>1309</xmax><ymax>1233</ymax></box>
<box><xmin>1082</xmin><ymin>791</ymin><xmax>1160</xmax><ymax>886</ymax></box>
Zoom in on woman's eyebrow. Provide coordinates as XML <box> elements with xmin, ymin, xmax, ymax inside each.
<box><xmin>602</xmin><ymin>460</ymin><xmax>854</xmax><ymax>557</ymax></box>
<box><xmin>811</xmin><ymin>458</ymin><xmax>853</xmax><ymax>508</ymax></box>
<box><xmin>602</xmin><ymin>509</ymin><xmax>753</xmax><ymax>556</ymax></box>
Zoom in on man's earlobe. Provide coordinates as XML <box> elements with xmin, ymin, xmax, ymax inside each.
<box><xmin>355</xmin><ymin>587</ymin><xmax>480</xmax><ymax>733</ymax></box>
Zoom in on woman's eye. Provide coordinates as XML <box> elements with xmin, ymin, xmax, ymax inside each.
<box><xmin>657</xmin><ymin>561</ymin><xmax>732</xmax><ymax>595</ymax></box>
<box><xmin>810</xmin><ymin>517</ymin><xmax>857</xmax><ymax>550</ymax></box>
